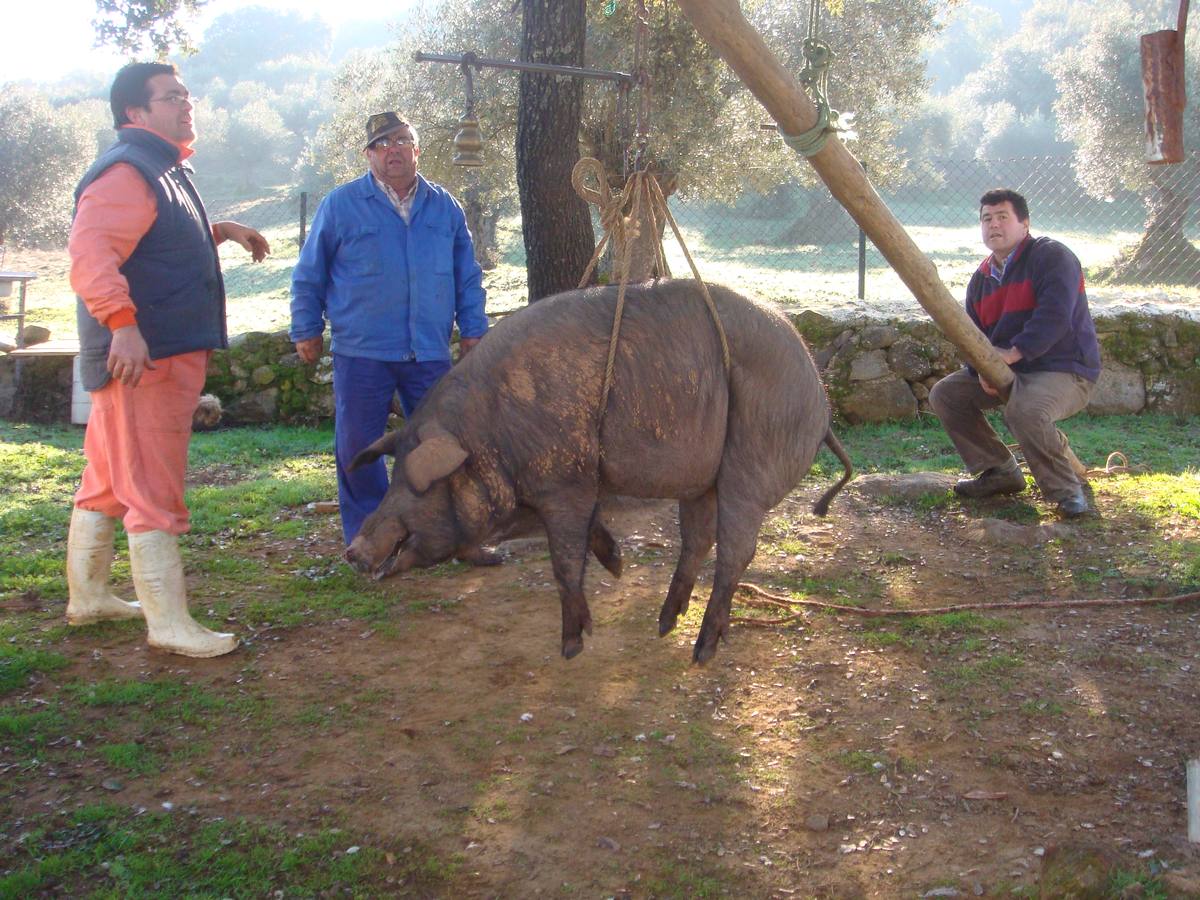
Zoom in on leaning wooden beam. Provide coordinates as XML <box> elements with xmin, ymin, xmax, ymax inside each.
<box><xmin>675</xmin><ymin>0</ymin><xmax>1014</xmax><ymax>391</ymax></box>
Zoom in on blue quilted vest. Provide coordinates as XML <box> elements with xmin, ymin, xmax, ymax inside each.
<box><xmin>74</xmin><ymin>128</ymin><xmax>226</xmax><ymax>391</ymax></box>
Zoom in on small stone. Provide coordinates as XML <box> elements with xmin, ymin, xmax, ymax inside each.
<box><xmin>345</xmin><ymin>846</ymin><xmax>360</xmax><ymax>855</ymax></box>
<box><xmin>101</xmin><ymin>778</ymin><xmax>123</xmax><ymax>792</ymax></box>
<box><xmin>804</xmin><ymin>814</ymin><xmax>830</xmax><ymax>832</ymax></box>
<box><xmin>519</xmin><ymin>712</ymin><xmax>533</xmax><ymax>723</ymax></box>
<box><xmin>18</xmin><ymin>324</ymin><xmax>51</xmax><ymax>346</ymax></box>
<box><xmin>597</xmin><ymin>836</ymin><xmax>620</xmax><ymax>851</ymax></box>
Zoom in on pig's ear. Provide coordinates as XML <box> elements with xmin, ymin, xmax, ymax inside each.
<box><xmin>348</xmin><ymin>430</ymin><xmax>402</xmax><ymax>471</ymax></box>
<box><xmin>404</xmin><ymin>431</ymin><xmax>469</xmax><ymax>493</ymax></box>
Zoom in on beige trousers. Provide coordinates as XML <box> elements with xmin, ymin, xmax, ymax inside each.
<box><xmin>929</xmin><ymin>368</ymin><xmax>1093</xmax><ymax>502</ymax></box>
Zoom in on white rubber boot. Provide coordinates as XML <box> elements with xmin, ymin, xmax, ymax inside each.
<box><xmin>65</xmin><ymin>507</ymin><xmax>143</xmax><ymax>625</ymax></box>
<box><xmin>127</xmin><ymin>530</ymin><xmax>238</xmax><ymax>658</ymax></box>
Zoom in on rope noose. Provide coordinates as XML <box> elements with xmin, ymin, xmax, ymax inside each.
<box><xmin>571</xmin><ymin>159</ymin><xmax>732</xmax><ymax>430</ymax></box>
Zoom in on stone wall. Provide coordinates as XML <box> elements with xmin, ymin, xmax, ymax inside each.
<box><xmin>203</xmin><ymin>331</ymin><xmax>334</xmax><ymax>426</ymax></box>
<box><xmin>787</xmin><ymin>310</ymin><xmax>1200</xmax><ymax>423</ymax></box>
<box><xmin>2</xmin><ymin>314</ymin><xmax>1197</xmax><ymax>426</ymax></box>
<box><xmin>0</xmin><ymin>355</ymin><xmax>74</xmax><ymax>423</ymax></box>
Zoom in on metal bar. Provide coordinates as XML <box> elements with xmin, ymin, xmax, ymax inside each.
<box><xmin>415</xmin><ymin>51</ymin><xmax>633</xmax><ymax>84</ymax></box>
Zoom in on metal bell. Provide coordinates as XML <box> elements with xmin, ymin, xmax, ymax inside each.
<box><xmin>452</xmin><ymin>116</ymin><xmax>484</xmax><ymax>167</ymax></box>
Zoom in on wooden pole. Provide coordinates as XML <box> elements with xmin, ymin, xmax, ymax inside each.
<box><xmin>675</xmin><ymin>0</ymin><xmax>1014</xmax><ymax>391</ymax></box>
<box><xmin>1189</xmin><ymin>758</ymin><xmax>1200</xmax><ymax>843</ymax></box>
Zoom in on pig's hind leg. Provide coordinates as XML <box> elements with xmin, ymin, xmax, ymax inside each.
<box><xmin>693</xmin><ymin>493</ymin><xmax>766</xmax><ymax>664</ymax></box>
<box><xmin>658</xmin><ymin>490</ymin><xmax>716</xmax><ymax>637</ymax></box>
<box><xmin>589</xmin><ymin>520</ymin><xmax>622</xmax><ymax>578</ymax></box>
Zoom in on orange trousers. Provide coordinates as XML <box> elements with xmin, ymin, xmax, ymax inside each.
<box><xmin>74</xmin><ymin>350</ymin><xmax>208</xmax><ymax>535</ymax></box>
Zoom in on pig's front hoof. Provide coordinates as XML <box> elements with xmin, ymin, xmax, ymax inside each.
<box><xmin>657</xmin><ymin>592</ymin><xmax>688</xmax><ymax>637</ymax></box>
<box><xmin>692</xmin><ymin>623</ymin><xmax>725</xmax><ymax>665</ymax></box>
<box><xmin>657</xmin><ymin>608</ymin><xmax>678</xmax><ymax>637</ymax></box>
<box><xmin>561</xmin><ymin>635</ymin><xmax>585</xmax><ymax>659</ymax></box>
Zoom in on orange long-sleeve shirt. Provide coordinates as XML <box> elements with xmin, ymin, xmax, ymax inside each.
<box><xmin>68</xmin><ymin>128</ymin><xmax>220</xmax><ymax>332</ymax></box>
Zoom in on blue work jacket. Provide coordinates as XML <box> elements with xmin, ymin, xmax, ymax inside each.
<box><xmin>289</xmin><ymin>173</ymin><xmax>487</xmax><ymax>362</ymax></box>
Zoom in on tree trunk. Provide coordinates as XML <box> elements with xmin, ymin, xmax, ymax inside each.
<box><xmin>1107</xmin><ymin>166</ymin><xmax>1200</xmax><ymax>284</ymax></box>
<box><xmin>461</xmin><ymin>184</ymin><xmax>499</xmax><ymax>271</ymax></box>
<box><xmin>517</xmin><ymin>0</ymin><xmax>596</xmax><ymax>302</ymax></box>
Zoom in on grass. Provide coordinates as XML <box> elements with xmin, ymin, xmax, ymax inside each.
<box><xmin>820</xmin><ymin>412</ymin><xmax>1200</xmax><ymax>479</ymax></box>
<box><xmin>0</xmin><ymin>646</ymin><xmax>69</xmax><ymax>695</ymax></box>
<box><xmin>0</xmin><ymin>803</ymin><xmax>458</xmax><ymax>899</ymax></box>
<box><xmin>0</xmin><ymin>412</ymin><xmax>1196</xmax><ymax>896</ymax></box>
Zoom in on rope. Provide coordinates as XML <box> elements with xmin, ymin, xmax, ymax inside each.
<box><xmin>1083</xmin><ymin>451</ymin><xmax>1150</xmax><ymax>477</ymax></box>
<box><xmin>730</xmin><ymin>582</ymin><xmax>1200</xmax><ymax>627</ymax></box>
<box><xmin>572</xmin><ymin>159</ymin><xmax>732</xmax><ymax>421</ymax></box>
<box><xmin>780</xmin><ymin>0</ymin><xmax>844</xmax><ymax>158</ymax></box>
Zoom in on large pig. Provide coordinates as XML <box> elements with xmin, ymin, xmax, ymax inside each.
<box><xmin>345</xmin><ymin>280</ymin><xmax>852</xmax><ymax>663</ymax></box>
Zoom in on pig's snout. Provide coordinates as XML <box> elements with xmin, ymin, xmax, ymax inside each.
<box><xmin>344</xmin><ymin>520</ymin><xmax>410</xmax><ymax>580</ymax></box>
<box><xmin>344</xmin><ymin>542</ymin><xmax>371</xmax><ymax>574</ymax></box>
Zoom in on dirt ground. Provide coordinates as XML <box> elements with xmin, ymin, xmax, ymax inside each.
<box><xmin>5</xmin><ymin>473</ymin><xmax>1200</xmax><ymax>898</ymax></box>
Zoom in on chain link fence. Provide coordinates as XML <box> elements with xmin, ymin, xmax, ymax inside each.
<box><xmin>208</xmin><ymin>155</ymin><xmax>1200</xmax><ymax>322</ymax></box>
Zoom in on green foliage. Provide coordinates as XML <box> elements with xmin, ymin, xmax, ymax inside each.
<box><xmin>1051</xmin><ymin>1</ymin><xmax>1192</xmax><ymax>199</ymax></box>
<box><xmin>310</xmin><ymin>0</ymin><xmax>945</xmax><ymax>216</ymax></box>
<box><xmin>0</xmin><ymin>87</ymin><xmax>92</xmax><ymax>247</ymax></box>
<box><xmin>93</xmin><ymin>0</ymin><xmax>208</xmax><ymax>56</ymax></box>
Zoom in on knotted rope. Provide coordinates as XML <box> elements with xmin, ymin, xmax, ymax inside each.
<box><xmin>572</xmin><ymin>158</ymin><xmax>731</xmax><ymax>419</ymax></box>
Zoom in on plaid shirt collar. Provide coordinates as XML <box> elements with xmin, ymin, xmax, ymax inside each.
<box><xmin>373</xmin><ymin>174</ymin><xmax>418</xmax><ymax>222</ymax></box>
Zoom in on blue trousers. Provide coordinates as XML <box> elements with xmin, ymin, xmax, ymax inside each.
<box><xmin>333</xmin><ymin>354</ymin><xmax>452</xmax><ymax>545</ymax></box>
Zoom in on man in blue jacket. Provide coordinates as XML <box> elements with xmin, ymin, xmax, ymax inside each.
<box><xmin>930</xmin><ymin>188</ymin><xmax>1100</xmax><ymax>518</ymax></box>
<box><xmin>290</xmin><ymin>112</ymin><xmax>488</xmax><ymax>544</ymax></box>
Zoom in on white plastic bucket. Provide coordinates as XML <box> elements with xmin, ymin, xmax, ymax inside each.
<box><xmin>70</xmin><ymin>356</ymin><xmax>91</xmax><ymax>425</ymax></box>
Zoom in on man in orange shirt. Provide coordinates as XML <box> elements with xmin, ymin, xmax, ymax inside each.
<box><xmin>66</xmin><ymin>62</ymin><xmax>269</xmax><ymax>657</ymax></box>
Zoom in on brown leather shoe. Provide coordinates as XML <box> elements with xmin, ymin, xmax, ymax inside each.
<box><xmin>953</xmin><ymin>459</ymin><xmax>1026</xmax><ymax>499</ymax></box>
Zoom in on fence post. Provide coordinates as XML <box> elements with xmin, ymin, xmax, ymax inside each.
<box><xmin>857</xmin><ymin>223</ymin><xmax>866</xmax><ymax>300</ymax></box>
<box><xmin>857</xmin><ymin>162</ymin><xmax>867</xmax><ymax>300</ymax></box>
<box><xmin>299</xmin><ymin>191</ymin><xmax>308</xmax><ymax>247</ymax></box>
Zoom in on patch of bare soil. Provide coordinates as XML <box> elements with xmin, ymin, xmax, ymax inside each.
<box><xmin>6</xmin><ymin>481</ymin><xmax>1200</xmax><ymax>897</ymax></box>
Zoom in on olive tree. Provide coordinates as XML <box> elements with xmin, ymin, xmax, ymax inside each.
<box><xmin>0</xmin><ymin>87</ymin><xmax>92</xmax><ymax>250</ymax></box>
<box><xmin>1052</xmin><ymin>0</ymin><xmax>1200</xmax><ymax>283</ymax></box>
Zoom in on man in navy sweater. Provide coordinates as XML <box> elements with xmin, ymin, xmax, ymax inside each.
<box><xmin>930</xmin><ymin>188</ymin><xmax>1100</xmax><ymax>518</ymax></box>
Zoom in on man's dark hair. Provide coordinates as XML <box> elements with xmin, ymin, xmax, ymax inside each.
<box><xmin>979</xmin><ymin>188</ymin><xmax>1029</xmax><ymax>223</ymax></box>
<box><xmin>110</xmin><ymin>62</ymin><xmax>178</xmax><ymax>128</ymax></box>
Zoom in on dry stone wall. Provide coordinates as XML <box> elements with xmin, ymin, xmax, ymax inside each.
<box><xmin>787</xmin><ymin>310</ymin><xmax>1200</xmax><ymax>424</ymax></box>
<box><xmin>2</xmin><ymin>314</ymin><xmax>1197</xmax><ymax>426</ymax></box>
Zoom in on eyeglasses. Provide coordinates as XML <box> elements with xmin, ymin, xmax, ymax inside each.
<box><xmin>370</xmin><ymin>136</ymin><xmax>416</xmax><ymax>150</ymax></box>
<box><xmin>148</xmin><ymin>94</ymin><xmax>196</xmax><ymax>107</ymax></box>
